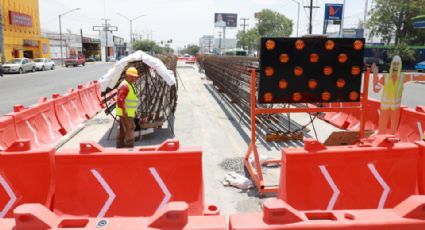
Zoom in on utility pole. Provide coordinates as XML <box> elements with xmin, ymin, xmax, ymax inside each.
<box><xmin>240</xmin><ymin>18</ymin><xmax>249</xmax><ymax>32</ymax></box>
<box><xmin>93</xmin><ymin>19</ymin><xmax>118</xmax><ymax>62</ymax></box>
<box><xmin>304</xmin><ymin>0</ymin><xmax>319</xmax><ymax>34</ymax></box>
<box><xmin>339</xmin><ymin>0</ymin><xmax>346</xmax><ymax>37</ymax></box>
<box><xmin>218</xmin><ymin>31</ymin><xmax>222</xmax><ymax>55</ymax></box>
<box><xmin>0</xmin><ymin>1</ymin><xmax>5</xmax><ymax>64</ymax></box>
<box><xmin>59</xmin><ymin>8</ymin><xmax>80</xmax><ymax>66</ymax></box>
<box><xmin>117</xmin><ymin>13</ymin><xmax>146</xmax><ymax>54</ymax></box>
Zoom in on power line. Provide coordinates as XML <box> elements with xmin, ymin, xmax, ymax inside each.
<box><xmin>240</xmin><ymin>17</ymin><xmax>249</xmax><ymax>33</ymax></box>
<box><xmin>92</xmin><ymin>18</ymin><xmax>118</xmax><ymax>61</ymax></box>
<box><xmin>304</xmin><ymin>0</ymin><xmax>320</xmax><ymax>34</ymax></box>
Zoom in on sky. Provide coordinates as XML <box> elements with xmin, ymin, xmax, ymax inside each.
<box><xmin>39</xmin><ymin>0</ymin><xmax>370</xmax><ymax>49</ymax></box>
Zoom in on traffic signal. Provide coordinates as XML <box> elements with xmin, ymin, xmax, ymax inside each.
<box><xmin>259</xmin><ymin>37</ymin><xmax>364</xmax><ymax>103</ymax></box>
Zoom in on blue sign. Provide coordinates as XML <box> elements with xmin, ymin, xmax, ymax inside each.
<box><xmin>324</xmin><ymin>4</ymin><xmax>343</xmax><ymax>22</ymax></box>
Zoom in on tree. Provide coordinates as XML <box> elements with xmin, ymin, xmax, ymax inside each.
<box><xmin>367</xmin><ymin>0</ymin><xmax>425</xmax><ymax>45</ymax></box>
<box><xmin>237</xmin><ymin>28</ymin><xmax>259</xmax><ymax>51</ymax></box>
<box><xmin>236</xmin><ymin>9</ymin><xmax>293</xmax><ymax>53</ymax></box>
<box><xmin>180</xmin><ymin>45</ymin><xmax>200</xmax><ymax>56</ymax></box>
<box><xmin>389</xmin><ymin>43</ymin><xmax>416</xmax><ymax>61</ymax></box>
<box><xmin>255</xmin><ymin>9</ymin><xmax>293</xmax><ymax>37</ymax></box>
<box><xmin>133</xmin><ymin>40</ymin><xmax>165</xmax><ymax>54</ymax></box>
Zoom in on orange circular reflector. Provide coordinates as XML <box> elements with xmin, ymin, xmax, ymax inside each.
<box><xmin>294</xmin><ymin>66</ymin><xmax>303</xmax><ymax>76</ymax></box>
<box><xmin>321</xmin><ymin>91</ymin><xmax>331</xmax><ymax>101</ymax></box>
<box><xmin>308</xmin><ymin>79</ymin><xmax>318</xmax><ymax>89</ymax></box>
<box><xmin>265</xmin><ymin>40</ymin><xmax>276</xmax><ymax>51</ymax></box>
<box><xmin>295</xmin><ymin>39</ymin><xmax>305</xmax><ymax>50</ymax></box>
<box><xmin>323</xmin><ymin>66</ymin><xmax>333</xmax><ymax>76</ymax></box>
<box><xmin>264</xmin><ymin>66</ymin><xmax>274</xmax><ymax>77</ymax></box>
<box><xmin>349</xmin><ymin>91</ymin><xmax>359</xmax><ymax>101</ymax></box>
<box><xmin>353</xmin><ymin>40</ymin><xmax>364</xmax><ymax>50</ymax></box>
<box><xmin>351</xmin><ymin>66</ymin><xmax>361</xmax><ymax>75</ymax></box>
<box><xmin>279</xmin><ymin>79</ymin><xmax>288</xmax><ymax>89</ymax></box>
<box><xmin>310</xmin><ymin>53</ymin><xmax>319</xmax><ymax>63</ymax></box>
<box><xmin>336</xmin><ymin>78</ymin><xmax>346</xmax><ymax>88</ymax></box>
<box><xmin>264</xmin><ymin>92</ymin><xmax>273</xmax><ymax>102</ymax></box>
<box><xmin>338</xmin><ymin>53</ymin><xmax>348</xmax><ymax>63</ymax></box>
<box><xmin>279</xmin><ymin>53</ymin><xmax>290</xmax><ymax>63</ymax></box>
<box><xmin>292</xmin><ymin>92</ymin><xmax>302</xmax><ymax>102</ymax></box>
<box><xmin>325</xmin><ymin>40</ymin><xmax>335</xmax><ymax>50</ymax></box>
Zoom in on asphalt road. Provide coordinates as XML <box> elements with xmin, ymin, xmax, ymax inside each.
<box><xmin>0</xmin><ymin>62</ymin><xmax>114</xmax><ymax>116</ymax></box>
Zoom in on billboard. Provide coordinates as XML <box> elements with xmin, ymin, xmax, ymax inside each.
<box><xmin>214</xmin><ymin>13</ymin><xmax>237</xmax><ymax>27</ymax></box>
<box><xmin>324</xmin><ymin>4</ymin><xmax>343</xmax><ymax>23</ymax></box>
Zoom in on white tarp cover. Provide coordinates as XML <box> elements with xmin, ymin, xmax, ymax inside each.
<box><xmin>98</xmin><ymin>50</ymin><xmax>176</xmax><ymax>92</ymax></box>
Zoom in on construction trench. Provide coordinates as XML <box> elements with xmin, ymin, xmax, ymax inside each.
<box><xmin>2</xmin><ymin>43</ymin><xmax>425</xmax><ymax>229</ymax></box>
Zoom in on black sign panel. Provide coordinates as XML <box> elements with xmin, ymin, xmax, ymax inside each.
<box><xmin>214</xmin><ymin>13</ymin><xmax>237</xmax><ymax>27</ymax></box>
<box><xmin>259</xmin><ymin>37</ymin><xmax>364</xmax><ymax>104</ymax></box>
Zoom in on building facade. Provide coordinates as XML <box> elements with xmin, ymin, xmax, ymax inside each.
<box><xmin>199</xmin><ymin>35</ymin><xmax>214</xmax><ymax>53</ymax></box>
<box><xmin>2</xmin><ymin>0</ymin><xmax>50</xmax><ymax>61</ymax></box>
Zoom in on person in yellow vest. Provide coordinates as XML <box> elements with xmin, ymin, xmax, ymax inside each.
<box><xmin>116</xmin><ymin>67</ymin><xmax>140</xmax><ymax>148</ymax></box>
<box><xmin>373</xmin><ymin>55</ymin><xmax>425</xmax><ymax>134</ymax></box>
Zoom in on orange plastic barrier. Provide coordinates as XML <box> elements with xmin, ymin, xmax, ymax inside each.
<box><xmin>320</xmin><ymin>102</ymin><xmax>360</xmax><ymax>129</ymax></box>
<box><xmin>5</xmin><ymin>98</ymin><xmax>64</xmax><ymax>149</ymax></box>
<box><xmin>347</xmin><ymin>98</ymin><xmax>380</xmax><ymax>131</ymax></box>
<box><xmin>0</xmin><ymin>140</ymin><xmax>55</xmax><ymax>218</ymax></box>
<box><xmin>51</xmin><ymin>90</ymin><xmax>87</xmax><ymax>134</ymax></box>
<box><xmin>9</xmin><ymin>202</ymin><xmax>225</xmax><ymax>230</ymax></box>
<box><xmin>396</xmin><ymin>106</ymin><xmax>425</xmax><ymax>142</ymax></box>
<box><xmin>77</xmin><ymin>83</ymin><xmax>102</xmax><ymax>118</ymax></box>
<box><xmin>319</xmin><ymin>102</ymin><xmax>341</xmax><ymax>122</ymax></box>
<box><xmin>415</xmin><ymin>141</ymin><xmax>425</xmax><ymax>195</ymax></box>
<box><xmin>54</xmin><ymin>139</ymin><xmax>209</xmax><ymax>217</ymax></box>
<box><xmin>278</xmin><ymin>136</ymin><xmax>420</xmax><ymax>210</ymax></box>
<box><xmin>0</xmin><ymin>116</ymin><xmax>17</xmax><ymax>151</ymax></box>
<box><xmin>229</xmin><ymin>196</ymin><xmax>425</xmax><ymax>229</ymax></box>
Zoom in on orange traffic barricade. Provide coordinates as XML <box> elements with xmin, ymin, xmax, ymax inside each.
<box><xmin>229</xmin><ymin>196</ymin><xmax>425</xmax><ymax>229</ymax></box>
<box><xmin>0</xmin><ymin>140</ymin><xmax>55</xmax><ymax>218</ymax></box>
<box><xmin>5</xmin><ymin>98</ymin><xmax>64</xmax><ymax>149</ymax></box>
<box><xmin>279</xmin><ymin>135</ymin><xmax>420</xmax><ymax>210</ymax></box>
<box><xmin>9</xmin><ymin>202</ymin><xmax>225</xmax><ymax>230</ymax></box>
<box><xmin>54</xmin><ymin>139</ymin><xmax>212</xmax><ymax>217</ymax></box>
<box><xmin>347</xmin><ymin>98</ymin><xmax>381</xmax><ymax>131</ymax></box>
<box><xmin>77</xmin><ymin>83</ymin><xmax>102</xmax><ymax>118</ymax></box>
<box><xmin>51</xmin><ymin>90</ymin><xmax>87</xmax><ymax>134</ymax></box>
<box><xmin>0</xmin><ymin>116</ymin><xmax>17</xmax><ymax>151</ymax></box>
<box><xmin>397</xmin><ymin>106</ymin><xmax>425</xmax><ymax>142</ymax></box>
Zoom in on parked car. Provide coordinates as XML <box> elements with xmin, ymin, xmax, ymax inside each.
<box><xmin>86</xmin><ymin>57</ymin><xmax>96</xmax><ymax>62</ymax></box>
<box><xmin>33</xmin><ymin>58</ymin><xmax>55</xmax><ymax>71</ymax></box>
<box><xmin>64</xmin><ymin>55</ymin><xmax>86</xmax><ymax>67</ymax></box>
<box><xmin>2</xmin><ymin>58</ymin><xmax>36</xmax><ymax>74</ymax></box>
<box><xmin>363</xmin><ymin>57</ymin><xmax>389</xmax><ymax>73</ymax></box>
<box><xmin>415</xmin><ymin>61</ymin><xmax>425</xmax><ymax>72</ymax></box>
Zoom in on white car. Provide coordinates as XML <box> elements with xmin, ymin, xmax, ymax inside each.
<box><xmin>2</xmin><ymin>58</ymin><xmax>36</xmax><ymax>74</ymax></box>
<box><xmin>33</xmin><ymin>58</ymin><xmax>55</xmax><ymax>71</ymax></box>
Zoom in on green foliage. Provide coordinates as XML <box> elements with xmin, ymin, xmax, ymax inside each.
<box><xmin>388</xmin><ymin>43</ymin><xmax>416</xmax><ymax>61</ymax></box>
<box><xmin>180</xmin><ymin>45</ymin><xmax>200</xmax><ymax>56</ymax></box>
<box><xmin>255</xmin><ymin>9</ymin><xmax>293</xmax><ymax>37</ymax></box>
<box><xmin>236</xmin><ymin>9</ymin><xmax>293</xmax><ymax>52</ymax></box>
<box><xmin>237</xmin><ymin>28</ymin><xmax>260</xmax><ymax>51</ymax></box>
<box><xmin>367</xmin><ymin>0</ymin><xmax>425</xmax><ymax>45</ymax></box>
<box><xmin>133</xmin><ymin>40</ymin><xmax>165</xmax><ymax>54</ymax></box>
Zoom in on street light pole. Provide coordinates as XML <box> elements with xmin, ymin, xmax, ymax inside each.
<box><xmin>59</xmin><ymin>8</ymin><xmax>80</xmax><ymax>66</ymax></box>
<box><xmin>289</xmin><ymin>0</ymin><xmax>300</xmax><ymax>37</ymax></box>
<box><xmin>117</xmin><ymin>13</ymin><xmax>146</xmax><ymax>54</ymax></box>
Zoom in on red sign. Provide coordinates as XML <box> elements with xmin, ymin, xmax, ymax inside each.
<box><xmin>9</xmin><ymin>11</ymin><xmax>32</xmax><ymax>27</ymax></box>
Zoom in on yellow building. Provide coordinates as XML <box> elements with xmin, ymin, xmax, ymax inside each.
<box><xmin>2</xmin><ymin>0</ymin><xmax>50</xmax><ymax>61</ymax></box>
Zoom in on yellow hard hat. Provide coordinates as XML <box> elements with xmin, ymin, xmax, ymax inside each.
<box><xmin>126</xmin><ymin>67</ymin><xmax>139</xmax><ymax>77</ymax></box>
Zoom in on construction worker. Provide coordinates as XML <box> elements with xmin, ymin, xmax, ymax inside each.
<box><xmin>373</xmin><ymin>55</ymin><xmax>425</xmax><ymax>134</ymax></box>
<box><xmin>116</xmin><ymin>67</ymin><xmax>140</xmax><ymax>148</ymax></box>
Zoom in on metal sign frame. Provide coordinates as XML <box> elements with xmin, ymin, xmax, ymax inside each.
<box><xmin>244</xmin><ymin>67</ymin><xmax>370</xmax><ymax>194</ymax></box>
